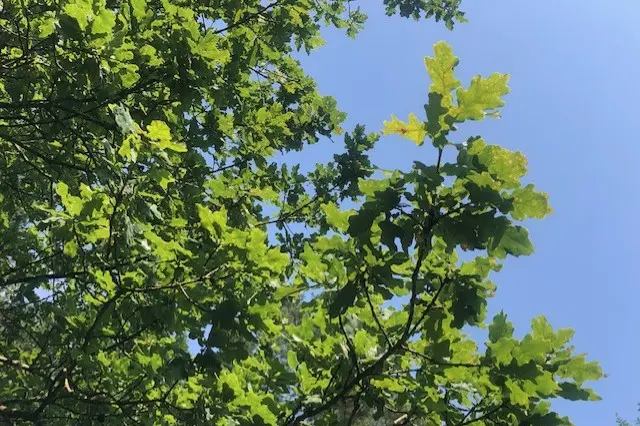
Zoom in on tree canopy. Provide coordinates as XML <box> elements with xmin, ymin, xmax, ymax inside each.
<box><xmin>0</xmin><ymin>0</ymin><xmax>603</xmax><ymax>425</ymax></box>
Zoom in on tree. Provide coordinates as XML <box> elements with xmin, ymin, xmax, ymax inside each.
<box><xmin>0</xmin><ymin>0</ymin><xmax>602</xmax><ymax>425</ymax></box>
<box><xmin>617</xmin><ymin>405</ymin><xmax>640</xmax><ymax>426</ymax></box>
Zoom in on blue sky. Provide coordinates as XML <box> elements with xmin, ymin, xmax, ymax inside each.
<box><xmin>294</xmin><ymin>0</ymin><xmax>640</xmax><ymax>423</ymax></box>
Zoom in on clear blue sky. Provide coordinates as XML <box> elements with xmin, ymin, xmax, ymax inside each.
<box><xmin>294</xmin><ymin>0</ymin><xmax>640</xmax><ymax>423</ymax></box>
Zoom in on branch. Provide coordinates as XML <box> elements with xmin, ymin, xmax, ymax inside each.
<box><xmin>403</xmin><ymin>347</ymin><xmax>484</xmax><ymax>369</ymax></box>
<box><xmin>213</xmin><ymin>0</ymin><xmax>283</xmax><ymax>35</ymax></box>
<box><xmin>0</xmin><ymin>132</ymin><xmax>86</xmax><ymax>172</ymax></box>
<box><xmin>456</xmin><ymin>401</ymin><xmax>506</xmax><ymax>426</ymax></box>
<box><xmin>284</xmin><ymin>219</ymin><xmax>441</xmax><ymax>425</ymax></box>
<box><xmin>339</xmin><ymin>314</ymin><xmax>360</xmax><ymax>375</ymax></box>
<box><xmin>362</xmin><ymin>279</ymin><xmax>391</xmax><ymax>348</ymax></box>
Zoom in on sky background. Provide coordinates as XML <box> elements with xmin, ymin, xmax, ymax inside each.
<box><xmin>290</xmin><ymin>0</ymin><xmax>640</xmax><ymax>423</ymax></box>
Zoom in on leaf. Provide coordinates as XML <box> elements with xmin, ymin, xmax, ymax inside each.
<box><xmin>91</xmin><ymin>9</ymin><xmax>115</xmax><ymax>37</ymax></box>
<box><xmin>286</xmin><ymin>350</ymin><xmax>298</xmax><ymax>369</ymax></box>
<box><xmin>146</xmin><ymin>120</ymin><xmax>187</xmax><ymax>152</ymax></box>
<box><xmin>197</xmin><ymin>204</ymin><xmax>227</xmax><ymax>239</ymax></box>
<box><xmin>557</xmin><ymin>355</ymin><xmax>603</xmax><ymax>385</ymax></box>
<box><xmin>38</xmin><ymin>17</ymin><xmax>56</xmax><ymax>38</ymax></box>
<box><xmin>321</xmin><ymin>202</ymin><xmax>350</xmax><ymax>231</ymax></box>
<box><xmin>490</xmin><ymin>225</ymin><xmax>534</xmax><ymax>258</ymax></box>
<box><xmin>489</xmin><ymin>311</ymin><xmax>514</xmax><ymax>343</ymax></box>
<box><xmin>188</xmin><ymin>34</ymin><xmax>230</xmax><ymax>64</ymax></box>
<box><xmin>353</xmin><ymin>330</ymin><xmax>376</xmax><ymax>358</ymax></box>
<box><xmin>557</xmin><ymin>382</ymin><xmax>601</xmax><ymax>401</ymax></box>
<box><xmin>64</xmin><ymin>240</ymin><xmax>78</xmax><ymax>257</ymax></box>
<box><xmin>505</xmin><ymin>379</ymin><xmax>529</xmax><ymax>406</ymax></box>
<box><xmin>151</xmin><ymin>168</ymin><xmax>175</xmax><ymax>190</ymax></box>
<box><xmin>218</xmin><ymin>370</ymin><xmax>243</xmax><ymax>398</ymax></box>
<box><xmin>264</xmin><ymin>248</ymin><xmax>288</xmax><ymax>273</ymax></box>
<box><xmin>118</xmin><ymin>134</ymin><xmax>138</xmax><ymax>162</ymax></box>
<box><xmin>93</xmin><ymin>270</ymin><xmax>116</xmax><ymax>295</ymax></box>
<box><xmin>113</xmin><ymin>104</ymin><xmax>138</xmax><ymax>135</ymax></box>
<box><xmin>476</xmin><ymin>145</ymin><xmax>527</xmax><ymax>187</ymax></box>
<box><xmin>531</xmin><ymin>315</ymin><xmax>554</xmax><ymax>341</ymax></box>
<box><xmin>424</xmin><ymin>41</ymin><xmax>460</xmax><ymax>103</ymax></box>
<box><xmin>347</xmin><ymin>208</ymin><xmax>377</xmax><ymax>237</ymax></box>
<box><xmin>56</xmin><ymin>182</ymin><xmax>83</xmax><ymax>216</ymax></box>
<box><xmin>328</xmin><ymin>281</ymin><xmax>357</xmax><ymax>318</ymax></box>
<box><xmin>512</xmin><ymin>335</ymin><xmax>551</xmax><ymax>365</ymax></box>
<box><xmin>511</xmin><ymin>184</ymin><xmax>553</xmax><ymax>220</ymax></box>
<box><xmin>424</xmin><ymin>92</ymin><xmax>453</xmax><ymax>147</ymax></box>
<box><xmin>371</xmin><ymin>377</ymin><xmax>406</xmax><ymax>393</ymax></box>
<box><xmin>534</xmin><ymin>371</ymin><xmax>560</xmax><ymax>396</ymax></box>
<box><xmin>456</xmin><ymin>73</ymin><xmax>510</xmax><ymax>121</ymax></box>
<box><xmin>274</xmin><ymin>284</ymin><xmax>305</xmax><ymax>300</ymax></box>
<box><xmin>382</xmin><ymin>113</ymin><xmax>427</xmax><ymax>146</ymax></box>
<box><xmin>129</xmin><ymin>0</ymin><xmax>147</xmax><ymax>19</ymax></box>
<box><xmin>532</xmin><ymin>400</ymin><xmax>551</xmax><ymax>416</ymax></box>
<box><xmin>146</xmin><ymin>120</ymin><xmax>172</xmax><ymax>141</ymax></box>
<box><xmin>62</xmin><ymin>0</ymin><xmax>93</xmax><ymax>31</ymax></box>
<box><xmin>379</xmin><ymin>219</ymin><xmax>403</xmax><ymax>252</ymax></box>
<box><xmin>140</xmin><ymin>44</ymin><xmax>163</xmax><ymax>66</ymax></box>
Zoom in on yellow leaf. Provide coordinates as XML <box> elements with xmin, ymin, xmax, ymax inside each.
<box><xmin>381</xmin><ymin>113</ymin><xmax>427</xmax><ymax>146</ymax></box>
<box><xmin>424</xmin><ymin>41</ymin><xmax>461</xmax><ymax>106</ymax></box>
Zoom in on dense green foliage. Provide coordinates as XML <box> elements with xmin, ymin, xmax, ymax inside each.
<box><xmin>0</xmin><ymin>0</ymin><xmax>603</xmax><ymax>424</ymax></box>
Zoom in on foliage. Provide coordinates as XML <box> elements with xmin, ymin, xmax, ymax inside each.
<box><xmin>617</xmin><ymin>404</ymin><xmax>640</xmax><ymax>426</ymax></box>
<box><xmin>0</xmin><ymin>0</ymin><xmax>602</xmax><ymax>425</ymax></box>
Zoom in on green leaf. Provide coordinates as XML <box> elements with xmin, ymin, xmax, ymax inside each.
<box><xmin>146</xmin><ymin>120</ymin><xmax>187</xmax><ymax>152</ymax></box>
<box><xmin>490</xmin><ymin>225</ymin><xmax>534</xmax><ymax>258</ymax></box>
<box><xmin>146</xmin><ymin>120</ymin><xmax>172</xmax><ymax>141</ymax></box>
<box><xmin>321</xmin><ymin>202</ymin><xmax>351</xmax><ymax>231</ymax></box>
<box><xmin>476</xmin><ymin>145</ymin><xmax>527</xmax><ymax>187</ymax></box>
<box><xmin>511</xmin><ymin>184</ymin><xmax>553</xmax><ymax>220</ymax></box>
<box><xmin>456</xmin><ymin>73</ymin><xmax>510</xmax><ymax>121</ymax></box>
<box><xmin>112</xmin><ymin>104</ymin><xmax>138</xmax><ymax>135</ymax></box>
<box><xmin>354</xmin><ymin>330</ymin><xmax>376</xmax><ymax>357</ymax></box>
<box><xmin>347</xmin><ymin>208</ymin><xmax>378</xmax><ymax>237</ymax></box>
<box><xmin>286</xmin><ymin>350</ymin><xmax>298</xmax><ymax>369</ymax></box>
<box><xmin>424</xmin><ymin>41</ymin><xmax>460</xmax><ymax>103</ymax></box>
<box><xmin>531</xmin><ymin>315</ymin><xmax>554</xmax><ymax>341</ymax></box>
<box><xmin>56</xmin><ymin>182</ymin><xmax>83</xmax><ymax>216</ymax></box>
<box><xmin>534</xmin><ymin>371</ymin><xmax>560</xmax><ymax>396</ymax></box>
<box><xmin>91</xmin><ymin>9</ymin><xmax>115</xmax><ymax>37</ymax></box>
<box><xmin>38</xmin><ymin>17</ymin><xmax>56</xmax><ymax>38</ymax></box>
<box><xmin>64</xmin><ymin>239</ymin><xmax>79</xmax><ymax>257</ymax></box>
<box><xmin>532</xmin><ymin>400</ymin><xmax>551</xmax><ymax>416</ymax></box>
<box><xmin>328</xmin><ymin>281</ymin><xmax>358</xmax><ymax>317</ymax></box>
<box><xmin>274</xmin><ymin>284</ymin><xmax>305</xmax><ymax>300</ymax></box>
<box><xmin>505</xmin><ymin>379</ymin><xmax>529</xmax><ymax>406</ymax></box>
<box><xmin>218</xmin><ymin>370</ymin><xmax>243</xmax><ymax>398</ymax></box>
<box><xmin>557</xmin><ymin>355</ymin><xmax>603</xmax><ymax>385</ymax></box>
<box><xmin>382</xmin><ymin>113</ymin><xmax>427</xmax><ymax>145</ymax></box>
<box><xmin>129</xmin><ymin>0</ymin><xmax>147</xmax><ymax>19</ymax></box>
<box><xmin>371</xmin><ymin>377</ymin><xmax>406</xmax><ymax>393</ymax></box>
<box><xmin>151</xmin><ymin>168</ymin><xmax>175</xmax><ymax>190</ymax></box>
<box><xmin>197</xmin><ymin>204</ymin><xmax>227</xmax><ymax>239</ymax></box>
<box><xmin>512</xmin><ymin>335</ymin><xmax>551</xmax><ymax>365</ymax></box>
<box><xmin>557</xmin><ymin>382</ymin><xmax>601</xmax><ymax>401</ymax></box>
<box><xmin>489</xmin><ymin>311</ymin><xmax>514</xmax><ymax>343</ymax></box>
<box><xmin>118</xmin><ymin>134</ymin><xmax>139</xmax><ymax>162</ymax></box>
<box><xmin>62</xmin><ymin>0</ymin><xmax>93</xmax><ymax>31</ymax></box>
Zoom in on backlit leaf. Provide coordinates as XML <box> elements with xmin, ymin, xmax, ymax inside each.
<box><xmin>382</xmin><ymin>113</ymin><xmax>427</xmax><ymax>146</ymax></box>
<box><xmin>456</xmin><ymin>73</ymin><xmax>510</xmax><ymax>121</ymax></box>
<box><xmin>424</xmin><ymin>41</ymin><xmax>460</xmax><ymax>104</ymax></box>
